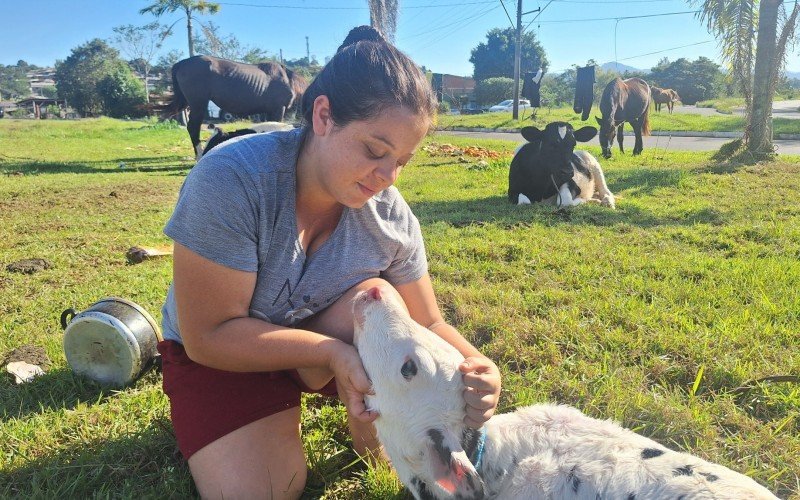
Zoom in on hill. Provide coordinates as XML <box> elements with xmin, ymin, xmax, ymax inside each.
<box><xmin>600</xmin><ymin>62</ymin><xmax>645</xmax><ymax>74</ymax></box>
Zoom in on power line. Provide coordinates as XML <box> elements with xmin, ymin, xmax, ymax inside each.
<box><xmin>402</xmin><ymin>4</ymin><xmax>497</xmax><ymax>40</ymax></box>
<box><xmin>523</xmin><ymin>0</ymin><xmax>554</xmax><ymax>32</ymax></box>
<box><xmin>412</xmin><ymin>4</ymin><xmax>501</xmax><ymax>46</ymax></box>
<box><xmin>499</xmin><ymin>1</ymin><xmax>516</xmax><ymax>30</ymax></box>
<box><xmin>215</xmin><ymin>1</ymin><xmax>497</xmax><ymax>10</ymax></box>
<box><xmin>617</xmin><ymin>40</ymin><xmax>714</xmax><ymax>62</ymax></box>
<box><xmin>534</xmin><ymin>9</ymin><xmax>700</xmax><ymax>24</ymax></box>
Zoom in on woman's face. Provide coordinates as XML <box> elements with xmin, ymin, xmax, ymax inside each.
<box><xmin>311</xmin><ymin>98</ymin><xmax>429</xmax><ymax>208</ymax></box>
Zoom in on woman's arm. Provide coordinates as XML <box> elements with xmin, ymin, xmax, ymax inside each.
<box><xmin>172</xmin><ymin>242</ymin><xmax>346</xmax><ymax>372</ymax></box>
<box><xmin>395</xmin><ymin>274</ymin><xmax>502</xmax><ymax>428</ymax></box>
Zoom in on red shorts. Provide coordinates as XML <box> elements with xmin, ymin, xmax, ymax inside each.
<box><xmin>157</xmin><ymin>340</ymin><xmax>338</xmax><ymax>460</ymax></box>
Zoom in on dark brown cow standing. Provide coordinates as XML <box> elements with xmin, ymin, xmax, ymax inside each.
<box><xmin>168</xmin><ymin>55</ymin><xmax>307</xmax><ymax>160</ymax></box>
<box><xmin>595</xmin><ymin>77</ymin><xmax>651</xmax><ymax>159</ymax></box>
<box><xmin>651</xmin><ymin>86</ymin><xmax>681</xmax><ymax>113</ymax></box>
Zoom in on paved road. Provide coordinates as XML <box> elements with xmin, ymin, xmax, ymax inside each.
<box><xmin>670</xmin><ymin>100</ymin><xmax>800</xmax><ymax>119</ymax></box>
<box><xmin>438</xmin><ymin>129</ymin><xmax>800</xmax><ymax>155</ymax></box>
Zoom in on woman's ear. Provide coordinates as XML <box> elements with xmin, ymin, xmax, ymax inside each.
<box><xmin>312</xmin><ymin>95</ymin><xmax>334</xmax><ymax>136</ymax></box>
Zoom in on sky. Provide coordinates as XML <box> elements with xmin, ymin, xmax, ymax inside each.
<box><xmin>1</xmin><ymin>0</ymin><xmax>799</xmax><ymax>77</ymax></box>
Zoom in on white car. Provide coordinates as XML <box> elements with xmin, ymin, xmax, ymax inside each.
<box><xmin>489</xmin><ymin>99</ymin><xmax>531</xmax><ymax>112</ymax></box>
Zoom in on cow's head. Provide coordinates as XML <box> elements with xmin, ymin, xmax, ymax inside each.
<box><xmin>353</xmin><ymin>286</ymin><xmax>485</xmax><ymax>500</ymax></box>
<box><xmin>521</xmin><ymin>122</ymin><xmax>597</xmax><ymax>182</ymax></box>
<box><xmin>594</xmin><ymin>116</ymin><xmax>618</xmax><ymax>158</ymax></box>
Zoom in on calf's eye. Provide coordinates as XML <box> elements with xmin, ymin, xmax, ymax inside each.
<box><xmin>401</xmin><ymin>358</ymin><xmax>418</xmax><ymax>380</ymax></box>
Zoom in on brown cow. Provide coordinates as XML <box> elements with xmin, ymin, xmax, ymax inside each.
<box><xmin>651</xmin><ymin>86</ymin><xmax>681</xmax><ymax>113</ymax></box>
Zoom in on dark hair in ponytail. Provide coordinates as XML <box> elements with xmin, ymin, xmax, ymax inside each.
<box><xmin>301</xmin><ymin>25</ymin><xmax>437</xmax><ymax>130</ymax></box>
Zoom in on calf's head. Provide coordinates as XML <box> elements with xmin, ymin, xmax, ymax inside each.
<box><xmin>353</xmin><ymin>285</ymin><xmax>485</xmax><ymax>500</ymax></box>
<box><xmin>520</xmin><ymin>122</ymin><xmax>597</xmax><ymax>184</ymax></box>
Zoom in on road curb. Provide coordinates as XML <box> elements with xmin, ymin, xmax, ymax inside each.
<box><xmin>438</xmin><ymin>127</ymin><xmax>800</xmax><ymax>140</ymax></box>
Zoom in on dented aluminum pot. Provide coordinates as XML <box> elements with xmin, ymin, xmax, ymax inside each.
<box><xmin>61</xmin><ymin>297</ymin><xmax>162</xmax><ymax>387</ymax></box>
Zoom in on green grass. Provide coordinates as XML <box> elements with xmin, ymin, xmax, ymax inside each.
<box><xmin>438</xmin><ymin>104</ymin><xmax>800</xmax><ymax>135</ymax></box>
<box><xmin>1</xmin><ymin>119</ymin><xmax>799</xmax><ymax>498</ymax></box>
<box><xmin>696</xmin><ymin>97</ymin><xmax>746</xmax><ymax>114</ymax></box>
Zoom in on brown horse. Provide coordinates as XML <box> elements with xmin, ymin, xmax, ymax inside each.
<box><xmin>651</xmin><ymin>86</ymin><xmax>681</xmax><ymax>113</ymax></box>
<box><xmin>595</xmin><ymin>77</ymin><xmax>651</xmax><ymax>158</ymax></box>
<box><xmin>168</xmin><ymin>55</ymin><xmax>307</xmax><ymax>159</ymax></box>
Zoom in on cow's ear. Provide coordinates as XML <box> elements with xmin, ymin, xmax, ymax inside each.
<box><xmin>520</xmin><ymin>126</ymin><xmax>543</xmax><ymax>142</ymax></box>
<box><xmin>573</xmin><ymin>126</ymin><xmax>597</xmax><ymax>142</ymax></box>
<box><xmin>423</xmin><ymin>428</ymin><xmax>485</xmax><ymax>499</ymax></box>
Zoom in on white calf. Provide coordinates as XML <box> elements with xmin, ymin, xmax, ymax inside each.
<box><xmin>352</xmin><ymin>285</ymin><xmax>778</xmax><ymax>500</ymax></box>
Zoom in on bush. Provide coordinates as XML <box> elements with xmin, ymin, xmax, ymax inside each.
<box><xmin>475</xmin><ymin>77</ymin><xmax>514</xmax><ymax>106</ymax></box>
<box><xmin>97</xmin><ymin>66</ymin><xmax>147</xmax><ymax>118</ymax></box>
<box><xmin>438</xmin><ymin>100</ymin><xmax>451</xmax><ymax>113</ymax></box>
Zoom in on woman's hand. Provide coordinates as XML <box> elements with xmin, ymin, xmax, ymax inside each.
<box><xmin>459</xmin><ymin>356</ymin><xmax>502</xmax><ymax>429</ymax></box>
<box><xmin>328</xmin><ymin>343</ymin><xmax>379</xmax><ymax>424</ymax></box>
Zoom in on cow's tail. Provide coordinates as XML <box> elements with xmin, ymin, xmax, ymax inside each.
<box><xmin>641</xmin><ymin>99</ymin><xmax>651</xmax><ymax>136</ymax></box>
<box><xmin>167</xmin><ymin>63</ymin><xmax>188</xmax><ymax>118</ymax></box>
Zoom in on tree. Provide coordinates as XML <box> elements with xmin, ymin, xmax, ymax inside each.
<box><xmin>368</xmin><ymin>0</ymin><xmax>399</xmax><ymax>42</ymax></box>
<box><xmin>55</xmin><ymin>39</ymin><xmax>146</xmax><ymax>117</ymax></box>
<box><xmin>474</xmin><ymin>77</ymin><xmax>514</xmax><ymax>106</ymax></box>
<box><xmin>139</xmin><ymin>0</ymin><xmax>220</xmax><ymax>57</ymax></box>
<box><xmin>470</xmin><ymin>27</ymin><xmax>548</xmax><ymax>82</ymax></box>
<box><xmin>193</xmin><ymin>21</ymin><xmax>271</xmax><ymax>62</ymax></box>
<box><xmin>111</xmin><ymin>22</ymin><xmax>171</xmax><ymax>103</ymax></box>
<box><xmin>649</xmin><ymin>57</ymin><xmax>725</xmax><ymax>104</ymax></box>
<box><xmin>151</xmin><ymin>49</ymin><xmax>185</xmax><ymax>93</ymax></box>
<box><xmin>0</xmin><ymin>63</ymin><xmax>31</xmax><ymax>99</ymax></box>
<box><xmin>690</xmin><ymin>0</ymin><xmax>800</xmax><ymax>155</ymax></box>
<box><xmin>97</xmin><ymin>66</ymin><xmax>148</xmax><ymax>118</ymax></box>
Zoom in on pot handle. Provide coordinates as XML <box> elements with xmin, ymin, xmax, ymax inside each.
<box><xmin>60</xmin><ymin>308</ymin><xmax>77</xmax><ymax>330</ymax></box>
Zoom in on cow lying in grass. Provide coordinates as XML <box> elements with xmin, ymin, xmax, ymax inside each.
<box><xmin>508</xmin><ymin>122</ymin><xmax>615</xmax><ymax>209</ymax></box>
<box><xmin>353</xmin><ymin>284</ymin><xmax>779</xmax><ymax>500</ymax></box>
<box><xmin>201</xmin><ymin>121</ymin><xmax>294</xmax><ymax>156</ymax></box>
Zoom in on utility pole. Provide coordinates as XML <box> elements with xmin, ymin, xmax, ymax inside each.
<box><xmin>513</xmin><ymin>2</ymin><xmax>541</xmax><ymax>120</ymax></box>
<box><xmin>279</xmin><ymin>49</ymin><xmax>283</xmax><ymax>64</ymax></box>
<box><xmin>513</xmin><ymin>0</ymin><xmax>522</xmax><ymax>119</ymax></box>
<box><xmin>306</xmin><ymin>36</ymin><xmax>310</xmax><ymax>64</ymax></box>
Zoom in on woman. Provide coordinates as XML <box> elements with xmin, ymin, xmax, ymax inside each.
<box><xmin>159</xmin><ymin>25</ymin><xmax>502</xmax><ymax>499</ymax></box>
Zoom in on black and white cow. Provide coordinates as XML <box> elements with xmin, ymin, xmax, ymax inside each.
<box><xmin>201</xmin><ymin>121</ymin><xmax>294</xmax><ymax>156</ymax></box>
<box><xmin>353</xmin><ymin>284</ymin><xmax>780</xmax><ymax>500</ymax></box>
<box><xmin>508</xmin><ymin>122</ymin><xmax>615</xmax><ymax>209</ymax></box>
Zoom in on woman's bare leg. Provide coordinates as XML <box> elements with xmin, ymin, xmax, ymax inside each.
<box><xmin>188</xmin><ymin>406</ymin><xmax>306</xmax><ymax>499</ymax></box>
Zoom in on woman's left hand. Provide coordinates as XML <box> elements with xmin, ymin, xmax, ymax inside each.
<box><xmin>459</xmin><ymin>356</ymin><xmax>502</xmax><ymax>429</ymax></box>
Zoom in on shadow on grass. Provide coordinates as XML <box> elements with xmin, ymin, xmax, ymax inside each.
<box><xmin>1</xmin><ymin>421</ymin><xmax>194</xmax><ymax>498</ymax></box>
<box><xmin>0</xmin><ymin>367</ymin><xmax>157</xmax><ymax>422</ymax></box>
<box><xmin>607</xmin><ymin>167</ymin><xmax>687</xmax><ymax>195</ymax></box>
<box><xmin>1</xmin><ymin>156</ymin><xmax>193</xmax><ymax>175</ymax></box>
<box><xmin>411</xmin><ymin>195</ymin><xmax>725</xmax><ymax>229</ymax></box>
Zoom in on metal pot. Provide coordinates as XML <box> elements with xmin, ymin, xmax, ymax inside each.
<box><xmin>61</xmin><ymin>297</ymin><xmax>162</xmax><ymax>387</ymax></box>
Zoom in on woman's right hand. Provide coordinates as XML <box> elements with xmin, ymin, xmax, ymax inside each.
<box><xmin>328</xmin><ymin>342</ymin><xmax>378</xmax><ymax>423</ymax></box>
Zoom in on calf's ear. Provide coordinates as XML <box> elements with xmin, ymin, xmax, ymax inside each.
<box><xmin>573</xmin><ymin>126</ymin><xmax>597</xmax><ymax>142</ymax></box>
<box><xmin>520</xmin><ymin>126</ymin><xmax>543</xmax><ymax>143</ymax></box>
<box><xmin>425</xmin><ymin>428</ymin><xmax>485</xmax><ymax>499</ymax></box>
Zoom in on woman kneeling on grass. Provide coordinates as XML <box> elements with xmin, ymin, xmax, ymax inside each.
<box><xmin>158</xmin><ymin>25</ymin><xmax>502</xmax><ymax>499</ymax></box>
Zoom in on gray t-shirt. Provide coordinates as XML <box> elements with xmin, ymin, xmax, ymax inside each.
<box><xmin>161</xmin><ymin>128</ymin><xmax>428</xmax><ymax>343</ymax></box>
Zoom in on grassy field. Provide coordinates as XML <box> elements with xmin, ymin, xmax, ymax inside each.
<box><xmin>437</xmin><ymin>104</ymin><xmax>800</xmax><ymax>135</ymax></box>
<box><xmin>1</xmin><ymin>118</ymin><xmax>799</xmax><ymax>498</ymax></box>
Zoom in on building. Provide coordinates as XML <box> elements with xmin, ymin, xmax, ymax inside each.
<box><xmin>431</xmin><ymin>73</ymin><xmax>476</xmax><ymax>108</ymax></box>
<box><xmin>16</xmin><ymin>97</ymin><xmax>66</xmax><ymax>119</ymax></box>
<box><xmin>25</xmin><ymin>67</ymin><xmax>57</xmax><ymax>97</ymax></box>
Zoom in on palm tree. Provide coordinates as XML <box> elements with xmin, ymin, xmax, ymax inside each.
<box><xmin>140</xmin><ymin>0</ymin><xmax>220</xmax><ymax>58</ymax></box>
<box><xmin>690</xmin><ymin>0</ymin><xmax>800</xmax><ymax>155</ymax></box>
<box><xmin>367</xmin><ymin>0</ymin><xmax>399</xmax><ymax>42</ymax></box>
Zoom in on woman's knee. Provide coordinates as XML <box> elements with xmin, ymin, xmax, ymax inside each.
<box><xmin>188</xmin><ymin>408</ymin><xmax>307</xmax><ymax>499</ymax></box>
